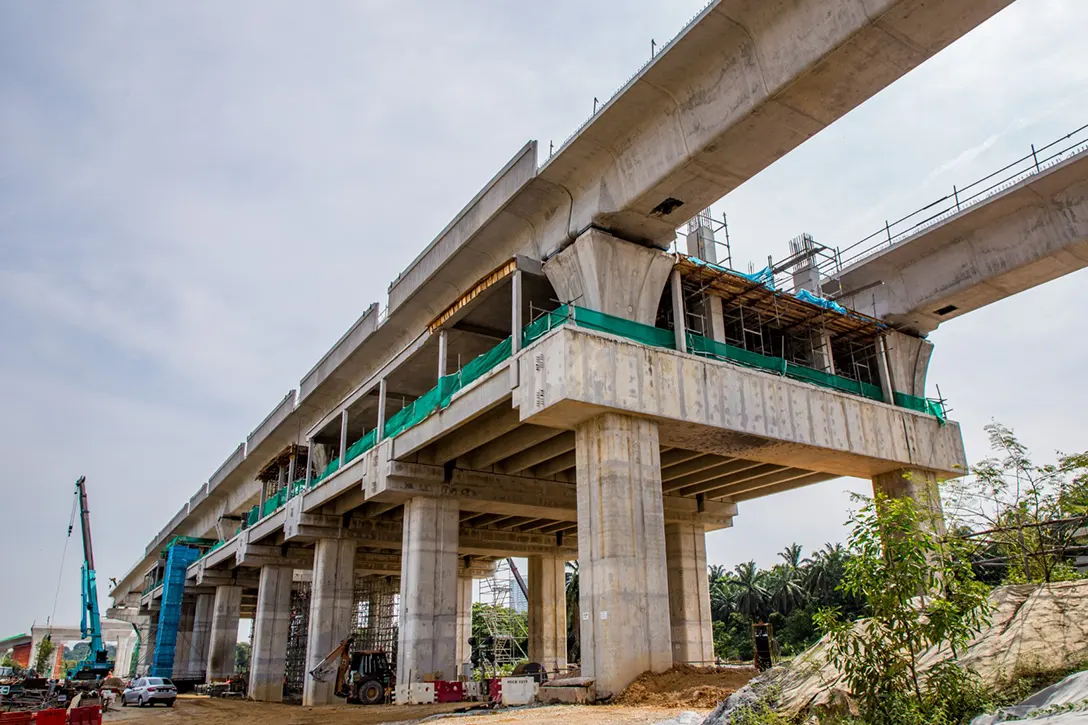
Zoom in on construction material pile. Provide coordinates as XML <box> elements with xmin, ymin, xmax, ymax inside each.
<box><xmin>613</xmin><ymin>665</ymin><xmax>756</xmax><ymax>709</ymax></box>
<box><xmin>705</xmin><ymin>581</ymin><xmax>1088</xmax><ymax>722</ymax></box>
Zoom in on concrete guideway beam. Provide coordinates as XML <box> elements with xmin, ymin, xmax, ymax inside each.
<box><xmin>469</xmin><ymin>424</ymin><xmax>565</xmax><ymax>470</ymax></box>
<box><xmin>835</xmin><ymin>152</ymin><xmax>1088</xmax><ymax>335</ymax></box>
<box><xmin>398</xmin><ymin>497</ymin><xmax>459</xmax><ymax>683</ymax></box>
<box><xmin>665</xmin><ymin>523</ymin><xmax>714</xmax><ymax>666</ymax></box>
<box><xmin>303</xmin><ymin>538</ymin><xmax>356</xmax><ymax>706</ymax></box>
<box><xmin>249</xmin><ymin>566</ymin><xmax>293</xmax><ymax>702</ymax></box>
<box><xmin>576</xmin><ymin>413</ymin><xmax>672</xmax><ymax>699</ymax></box>
<box><xmin>499</xmin><ymin>432</ymin><xmax>577</xmax><ymax>473</ymax></box>
<box><xmin>518</xmin><ymin>326</ymin><xmax>967</xmax><ymax>481</ymax></box>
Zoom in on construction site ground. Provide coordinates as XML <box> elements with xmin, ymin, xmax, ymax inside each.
<box><xmin>102</xmin><ymin>696</ymin><xmax>712</xmax><ymax>725</ymax></box>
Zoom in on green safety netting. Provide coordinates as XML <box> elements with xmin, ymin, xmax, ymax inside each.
<box><xmin>203</xmin><ymin>302</ymin><xmax>946</xmax><ymax>558</ymax></box>
<box><xmin>894</xmin><ymin>392</ymin><xmax>947</xmax><ymax>425</ymax></box>
<box><xmin>686</xmin><ymin>333</ymin><xmax>884</xmax><ymax>403</ymax></box>
<box><xmin>570</xmin><ymin>306</ymin><xmax>676</xmax><ymax>349</ymax></box>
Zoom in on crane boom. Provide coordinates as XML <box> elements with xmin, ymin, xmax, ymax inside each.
<box><xmin>70</xmin><ymin>476</ymin><xmax>113</xmax><ymax>680</ymax></box>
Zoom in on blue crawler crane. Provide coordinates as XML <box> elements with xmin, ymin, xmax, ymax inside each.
<box><xmin>67</xmin><ymin>476</ymin><xmax>115</xmax><ymax>680</ymax></box>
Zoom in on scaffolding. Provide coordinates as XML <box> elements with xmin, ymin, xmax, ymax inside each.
<box><xmin>284</xmin><ymin>580</ymin><xmax>311</xmax><ymax>699</ymax></box>
<box><xmin>351</xmin><ymin>576</ymin><xmax>399</xmax><ymax>658</ymax></box>
<box><xmin>476</xmin><ymin>560</ymin><xmax>528</xmax><ymax>666</ymax></box>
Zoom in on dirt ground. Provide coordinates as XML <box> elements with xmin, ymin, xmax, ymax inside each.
<box><xmin>613</xmin><ymin>665</ymin><xmax>757</xmax><ymax>708</ymax></box>
<box><xmin>103</xmin><ymin>695</ymin><xmax>710</xmax><ymax>725</ymax></box>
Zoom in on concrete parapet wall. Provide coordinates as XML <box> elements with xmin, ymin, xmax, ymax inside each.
<box><xmin>518</xmin><ymin>326</ymin><xmax>967</xmax><ymax>478</ymax></box>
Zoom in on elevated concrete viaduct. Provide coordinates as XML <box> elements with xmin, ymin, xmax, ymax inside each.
<box><xmin>106</xmin><ymin>0</ymin><xmax>1011</xmax><ymax>704</ymax></box>
<box><xmin>833</xmin><ymin>148</ymin><xmax>1088</xmax><ymax>335</ymax></box>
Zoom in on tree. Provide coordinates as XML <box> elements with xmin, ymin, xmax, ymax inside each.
<box><xmin>815</xmin><ymin>494</ymin><xmax>992</xmax><ymax>725</ymax></box>
<box><xmin>34</xmin><ymin>636</ymin><xmax>55</xmax><ymax>675</ymax></box>
<box><xmin>234</xmin><ymin>641</ymin><xmax>250</xmax><ymax>674</ymax></box>
<box><xmin>944</xmin><ymin>422</ymin><xmax>1088</xmax><ymax>583</ymax></box>
<box><xmin>730</xmin><ymin>561</ymin><xmax>768</xmax><ymax>620</ymax></box>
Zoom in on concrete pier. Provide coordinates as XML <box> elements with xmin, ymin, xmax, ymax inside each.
<box><xmin>664</xmin><ymin>523</ymin><xmax>714</xmax><ymax>665</ymax></box>
<box><xmin>207</xmin><ymin>585</ymin><xmax>241</xmax><ymax>681</ymax></box>
<box><xmin>397</xmin><ymin>497</ymin><xmax>459</xmax><ymax>683</ymax></box>
<box><xmin>576</xmin><ymin>413</ymin><xmax>672</xmax><ymax>699</ymax></box>
<box><xmin>873</xmin><ymin>468</ymin><xmax>947</xmax><ymax>536</ymax></box>
<box><xmin>527</xmin><ymin>554</ymin><xmax>567</xmax><ymax>673</ymax></box>
<box><xmin>303</xmin><ymin>538</ymin><xmax>356</xmax><ymax>706</ymax></box>
<box><xmin>189</xmin><ymin>593</ymin><xmax>213</xmax><ymax>681</ymax></box>
<box><xmin>455</xmin><ymin>575</ymin><xmax>473</xmax><ymax>676</ymax></box>
<box><xmin>249</xmin><ymin>566</ymin><xmax>294</xmax><ymax>702</ymax></box>
<box><xmin>172</xmin><ymin>600</ymin><xmax>194</xmax><ymax>678</ymax></box>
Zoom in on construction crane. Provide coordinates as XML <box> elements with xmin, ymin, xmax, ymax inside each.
<box><xmin>67</xmin><ymin>476</ymin><xmax>114</xmax><ymax>680</ymax></box>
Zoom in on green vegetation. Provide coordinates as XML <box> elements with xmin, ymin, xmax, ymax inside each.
<box><xmin>709</xmin><ymin>542</ymin><xmax>865</xmax><ymax>661</ymax></box>
<box><xmin>814</xmin><ymin>494</ymin><xmax>993</xmax><ymax>725</ymax></box>
<box><xmin>235</xmin><ymin>641</ymin><xmax>250</xmax><ymax>674</ymax></box>
<box><xmin>33</xmin><ymin>636</ymin><xmax>55</xmax><ymax>674</ymax></box>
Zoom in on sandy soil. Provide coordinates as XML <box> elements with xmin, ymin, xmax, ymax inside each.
<box><xmin>613</xmin><ymin>665</ymin><xmax>757</xmax><ymax>708</ymax></box>
<box><xmin>102</xmin><ymin>695</ymin><xmax>707</xmax><ymax>725</ymax></box>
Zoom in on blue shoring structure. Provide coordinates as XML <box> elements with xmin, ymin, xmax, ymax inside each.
<box><xmin>149</xmin><ymin>544</ymin><xmax>201</xmax><ymax>677</ymax></box>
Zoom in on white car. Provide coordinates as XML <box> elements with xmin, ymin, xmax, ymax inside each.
<box><xmin>121</xmin><ymin>677</ymin><xmax>177</xmax><ymax>707</ymax></box>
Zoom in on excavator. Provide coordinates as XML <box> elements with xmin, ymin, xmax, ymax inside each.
<box><xmin>66</xmin><ymin>476</ymin><xmax>115</xmax><ymax>680</ymax></box>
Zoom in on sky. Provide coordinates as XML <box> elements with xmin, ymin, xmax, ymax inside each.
<box><xmin>2</xmin><ymin>0</ymin><xmax>1087</xmax><ymax>634</ymax></box>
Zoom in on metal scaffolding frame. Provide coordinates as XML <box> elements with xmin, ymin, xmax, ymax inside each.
<box><xmin>284</xmin><ymin>581</ymin><xmax>311</xmax><ymax>699</ymax></box>
<box><xmin>351</xmin><ymin>576</ymin><xmax>399</xmax><ymax>659</ymax></box>
<box><xmin>476</xmin><ymin>560</ymin><xmax>528</xmax><ymax>666</ymax></box>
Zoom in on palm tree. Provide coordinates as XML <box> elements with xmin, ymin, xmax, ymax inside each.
<box><xmin>804</xmin><ymin>543</ymin><xmax>847</xmax><ymax>600</ymax></box>
<box><xmin>708</xmin><ymin>564</ymin><xmax>728</xmax><ymax>584</ymax></box>
<box><xmin>566</xmin><ymin>562</ymin><xmax>580</xmax><ymax>662</ymax></box>
<box><xmin>710</xmin><ymin>576</ymin><xmax>735</xmax><ymax>622</ymax></box>
<box><xmin>779</xmin><ymin>543</ymin><xmax>804</xmax><ymax>572</ymax></box>
<box><xmin>766</xmin><ymin>565</ymin><xmax>806</xmax><ymax>614</ymax></box>
<box><xmin>730</xmin><ymin>561</ymin><xmax>768</xmax><ymax>620</ymax></box>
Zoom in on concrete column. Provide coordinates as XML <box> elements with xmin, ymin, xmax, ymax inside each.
<box><xmin>339</xmin><ymin>409</ymin><xmax>349</xmax><ymax>466</ymax></box>
<box><xmin>140</xmin><ymin>617</ymin><xmax>159</xmax><ymax>676</ymax></box>
<box><xmin>670</xmin><ymin>269</ymin><xmax>686</xmax><ymax>351</ymax></box>
<box><xmin>397</xmin><ymin>496</ymin><xmax>459</xmax><ymax>683</ymax></box>
<box><xmin>172</xmin><ymin>600</ymin><xmax>195</xmax><ymax>678</ymax></box>
<box><xmin>206</xmin><ymin>585</ymin><xmax>242</xmax><ymax>681</ymax></box>
<box><xmin>544</xmin><ymin>228</ymin><xmax>674</xmax><ymax>325</ymax></box>
<box><xmin>664</xmin><ymin>523</ymin><xmax>714</xmax><ymax>665</ymax></box>
<box><xmin>876</xmin><ymin>335</ymin><xmax>895</xmax><ymax>404</ymax></box>
<box><xmin>189</xmin><ymin>593</ymin><xmax>214</xmax><ymax>682</ymax></box>
<box><xmin>376</xmin><ymin>379</ymin><xmax>388</xmax><ymax>442</ymax></box>
<box><xmin>575</xmin><ymin>413</ymin><xmax>671</xmax><ymax>699</ymax></box>
<box><xmin>303</xmin><ymin>538</ymin><xmax>356</xmax><ymax>706</ymax></box>
<box><xmin>512</xmin><ymin>269</ymin><xmax>524</xmax><ymax>354</ymax></box>
<box><xmin>437</xmin><ymin>329</ymin><xmax>448</xmax><ymax>379</ymax></box>
<box><xmin>872</xmin><ymin>468</ymin><xmax>947</xmax><ymax>537</ymax></box>
<box><xmin>528</xmin><ymin>555</ymin><xmax>567</xmax><ymax>674</ymax></box>
<box><xmin>250</xmin><ymin>566</ymin><xmax>294</xmax><ymax>702</ymax></box>
<box><xmin>455</xmin><ymin>575</ymin><xmax>473</xmax><ymax>676</ymax></box>
<box><xmin>303</xmin><ymin>438</ymin><xmax>313</xmax><ymax>491</ymax></box>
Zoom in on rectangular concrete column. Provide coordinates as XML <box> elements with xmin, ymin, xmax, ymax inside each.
<box><xmin>872</xmin><ymin>468</ymin><xmax>947</xmax><ymax>537</ymax></box>
<box><xmin>528</xmin><ymin>554</ymin><xmax>567</xmax><ymax>674</ymax></box>
<box><xmin>576</xmin><ymin>413</ymin><xmax>671</xmax><ymax>699</ymax></box>
<box><xmin>303</xmin><ymin>538</ymin><xmax>356</xmax><ymax>706</ymax></box>
<box><xmin>172</xmin><ymin>600</ymin><xmax>195</xmax><ymax>678</ymax></box>
<box><xmin>249</xmin><ymin>566</ymin><xmax>294</xmax><ymax>702</ymax></box>
<box><xmin>189</xmin><ymin>593</ymin><xmax>213</xmax><ymax>682</ymax></box>
<box><xmin>455</xmin><ymin>575</ymin><xmax>473</xmax><ymax>675</ymax></box>
<box><xmin>664</xmin><ymin>523</ymin><xmax>714</xmax><ymax>666</ymax></box>
<box><xmin>397</xmin><ymin>496</ymin><xmax>459</xmax><ymax>683</ymax></box>
<box><xmin>207</xmin><ymin>586</ymin><xmax>242</xmax><ymax>681</ymax></box>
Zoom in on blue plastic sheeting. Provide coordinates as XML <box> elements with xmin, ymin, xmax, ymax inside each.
<box><xmin>150</xmin><ymin>544</ymin><xmax>201</xmax><ymax>678</ymax></box>
<box><xmin>686</xmin><ymin>256</ymin><xmax>775</xmax><ymax>290</ymax></box>
<box><xmin>794</xmin><ymin>288</ymin><xmax>848</xmax><ymax>314</ymax></box>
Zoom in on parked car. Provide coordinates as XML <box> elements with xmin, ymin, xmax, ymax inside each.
<box><xmin>121</xmin><ymin>677</ymin><xmax>177</xmax><ymax>707</ymax></box>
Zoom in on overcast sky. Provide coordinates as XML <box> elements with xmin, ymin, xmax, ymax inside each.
<box><xmin>2</xmin><ymin>0</ymin><xmax>1087</xmax><ymax>634</ymax></box>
